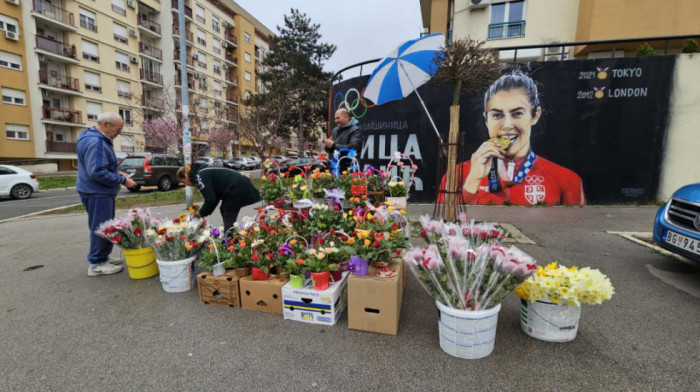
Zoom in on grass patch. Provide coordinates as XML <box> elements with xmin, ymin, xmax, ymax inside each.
<box><xmin>37</xmin><ymin>176</ymin><xmax>76</xmax><ymax>190</ymax></box>
<box><xmin>41</xmin><ymin>188</ymin><xmax>204</xmax><ymax>215</ymax></box>
<box><xmin>251</xmin><ymin>178</ymin><xmax>264</xmax><ymax>188</ymax></box>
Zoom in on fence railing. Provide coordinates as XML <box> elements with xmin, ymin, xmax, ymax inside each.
<box><xmin>32</xmin><ymin>0</ymin><xmax>75</xmax><ymax>27</ymax></box>
<box><xmin>46</xmin><ymin>140</ymin><xmax>77</xmax><ymax>153</ymax></box>
<box><xmin>42</xmin><ymin>106</ymin><xmax>83</xmax><ymax>124</ymax></box>
<box><xmin>35</xmin><ymin>35</ymin><xmax>77</xmax><ymax>59</ymax></box>
<box><xmin>138</xmin><ymin>14</ymin><xmax>161</xmax><ymax>35</ymax></box>
<box><xmin>487</xmin><ymin>20</ymin><xmax>525</xmax><ymax>40</ymax></box>
<box><xmin>142</xmin><ymin>96</ymin><xmax>165</xmax><ymax>110</ymax></box>
<box><xmin>38</xmin><ymin>70</ymin><xmax>80</xmax><ymax>92</ymax></box>
<box><xmin>141</xmin><ymin>69</ymin><xmax>164</xmax><ymax>85</ymax></box>
<box><xmin>139</xmin><ymin>42</ymin><xmax>163</xmax><ymax>60</ymax></box>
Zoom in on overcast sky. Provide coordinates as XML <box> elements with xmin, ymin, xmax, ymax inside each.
<box><xmin>234</xmin><ymin>0</ymin><xmax>424</xmax><ymax>78</ymax></box>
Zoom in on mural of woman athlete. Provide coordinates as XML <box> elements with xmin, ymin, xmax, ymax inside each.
<box><xmin>457</xmin><ymin>71</ymin><xmax>585</xmax><ymax>206</ymax></box>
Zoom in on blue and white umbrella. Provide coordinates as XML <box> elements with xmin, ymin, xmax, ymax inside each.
<box><xmin>364</xmin><ymin>33</ymin><xmax>444</xmax><ymax>141</ymax></box>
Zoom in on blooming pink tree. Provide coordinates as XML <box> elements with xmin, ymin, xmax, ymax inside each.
<box><xmin>143</xmin><ymin>117</ymin><xmax>182</xmax><ymax>154</ymax></box>
<box><xmin>207</xmin><ymin>126</ymin><xmax>238</xmax><ymax>154</ymax></box>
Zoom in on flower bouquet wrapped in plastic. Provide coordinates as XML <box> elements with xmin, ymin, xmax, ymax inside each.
<box><xmin>95</xmin><ymin>207</ymin><xmax>160</xmax><ymax>249</ymax></box>
<box><xmin>146</xmin><ymin>215</ymin><xmax>208</xmax><ymax>261</ymax></box>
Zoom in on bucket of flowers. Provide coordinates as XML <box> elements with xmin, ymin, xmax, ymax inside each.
<box><xmin>95</xmin><ymin>207</ymin><xmax>161</xmax><ymax>280</ymax></box>
<box><xmin>309</xmin><ymin>169</ymin><xmax>337</xmax><ymax>203</ymax></box>
<box><xmin>306</xmin><ymin>245</ymin><xmax>340</xmax><ymax>291</ymax></box>
<box><xmin>515</xmin><ymin>262</ymin><xmax>614</xmax><ymax>342</ymax></box>
<box><xmin>198</xmin><ymin>227</ymin><xmax>228</xmax><ymax>276</ymax></box>
<box><xmin>385</xmin><ymin>177</ymin><xmax>409</xmax><ymax>209</ymax></box>
<box><xmin>276</xmin><ymin>235</ymin><xmax>309</xmax><ymax>287</ymax></box>
<box><xmin>405</xmin><ymin>216</ymin><xmax>538</xmax><ymax>359</ymax></box>
<box><xmin>384</xmin><ymin>151</ymin><xmax>418</xmax><ymax>209</ymax></box>
<box><xmin>146</xmin><ymin>214</ymin><xmax>208</xmax><ymax>293</ymax></box>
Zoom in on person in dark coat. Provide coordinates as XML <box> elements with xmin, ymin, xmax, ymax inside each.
<box><xmin>177</xmin><ymin>163</ymin><xmax>261</xmax><ymax>231</ymax></box>
<box><xmin>325</xmin><ymin>108</ymin><xmax>362</xmax><ymax>172</ymax></box>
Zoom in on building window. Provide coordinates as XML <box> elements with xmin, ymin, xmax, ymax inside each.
<box><xmin>212</xmin><ymin>38</ymin><xmax>221</xmax><ymax>54</ymax></box>
<box><xmin>0</xmin><ymin>50</ymin><xmax>22</xmax><ymax>70</ymax></box>
<box><xmin>245</xmin><ymin>52</ymin><xmax>251</xmax><ymax>63</ymax></box>
<box><xmin>117</xmin><ymin>80</ymin><xmax>131</xmax><ymax>99</ymax></box>
<box><xmin>113</xmin><ymin>23</ymin><xmax>128</xmax><ymax>44</ymax></box>
<box><xmin>0</xmin><ymin>14</ymin><xmax>19</xmax><ymax>34</ymax></box>
<box><xmin>79</xmin><ymin>8</ymin><xmax>97</xmax><ymax>32</ymax></box>
<box><xmin>196</xmin><ymin>5</ymin><xmax>206</xmax><ymax>23</ymax></box>
<box><xmin>115</xmin><ymin>51</ymin><xmax>130</xmax><ymax>72</ymax></box>
<box><xmin>5</xmin><ymin>124</ymin><xmax>29</xmax><ymax>141</ymax></box>
<box><xmin>119</xmin><ymin>108</ymin><xmax>132</xmax><ymax>125</ymax></box>
<box><xmin>197</xmin><ymin>52</ymin><xmax>207</xmax><ymax>68</ymax></box>
<box><xmin>244</xmin><ymin>33</ymin><xmax>251</xmax><ymax>43</ymax></box>
<box><xmin>212</xmin><ymin>16</ymin><xmax>220</xmax><ymax>33</ymax></box>
<box><xmin>84</xmin><ymin>71</ymin><xmax>101</xmax><ymax>92</ymax></box>
<box><xmin>213</xmin><ymin>81</ymin><xmax>222</xmax><ymax>96</ymax></box>
<box><xmin>198</xmin><ymin>76</ymin><xmax>207</xmax><ymax>90</ymax></box>
<box><xmin>244</xmin><ymin>71</ymin><xmax>251</xmax><ymax>81</ymax></box>
<box><xmin>81</xmin><ymin>40</ymin><xmax>99</xmax><ymax>62</ymax></box>
<box><xmin>213</xmin><ymin>60</ymin><xmax>221</xmax><ymax>75</ymax></box>
<box><xmin>1</xmin><ymin>87</ymin><xmax>26</xmax><ymax>106</ymax></box>
<box><xmin>488</xmin><ymin>1</ymin><xmax>525</xmax><ymax>40</ymax></box>
<box><xmin>197</xmin><ymin>29</ymin><xmax>206</xmax><ymax>46</ymax></box>
<box><xmin>112</xmin><ymin>0</ymin><xmax>126</xmax><ymax>17</ymax></box>
<box><xmin>86</xmin><ymin>102</ymin><xmax>102</xmax><ymax>121</ymax></box>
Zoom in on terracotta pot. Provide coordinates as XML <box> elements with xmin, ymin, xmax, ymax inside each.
<box><xmin>311</xmin><ymin>271</ymin><xmax>330</xmax><ymax>291</ymax></box>
<box><xmin>235</xmin><ymin>267</ymin><xmax>251</xmax><ymax>277</ymax></box>
<box><xmin>289</xmin><ymin>274</ymin><xmax>305</xmax><ymax>288</ymax></box>
<box><xmin>251</xmin><ymin>267</ymin><xmax>269</xmax><ymax>281</ymax></box>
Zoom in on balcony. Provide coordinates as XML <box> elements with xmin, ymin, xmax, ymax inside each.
<box><xmin>35</xmin><ymin>35</ymin><xmax>80</xmax><ymax>64</ymax></box>
<box><xmin>172</xmin><ymin>24</ymin><xmax>194</xmax><ymax>45</ymax></box>
<box><xmin>225</xmin><ymin>91</ymin><xmax>238</xmax><ymax>104</ymax></box>
<box><xmin>224</xmin><ymin>53</ymin><xmax>238</xmax><ymax>66</ymax></box>
<box><xmin>174</xmin><ymin>75</ymin><xmax>196</xmax><ymax>90</ymax></box>
<box><xmin>224</xmin><ymin>33</ymin><xmax>237</xmax><ymax>46</ymax></box>
<box><xmin>141</xmin><ymin>69</ymin><xmax>164</xmax><ymax>85</ymax></box>
<box><xmin>225</xmin><ymin>73</ymin><xmax>236</xmax><ymax>83</ymax></box>
<box><xmin>142</xmin><ymin>96</ymin><xmax>164</xmax><ymax>111</ymax></box>
<box><xmin>46</xmin><ymin>140</ymin><xmax>77</xmax><ymax>153</ymax></box>
<box><xmin>197</xmin><ymin>37</ymin><xmax>206</xmax><ymax>46</ymax></box>
<box><xmin>174</xmin><ymin>50</ymin><xmax>194</xmax><ymax>66</ymax></box>
<box><xmin>31</xmin><ymin>0</ymin><xmax>77</xmax><ymax>31</ymax></box>
<box><xmin>487</xmin><ymin>20</ymin><xmax>525</xmax><ymax>40</ymax></box>
<box><xmin>112</xmin><ymin>4</ymin><xmax>126</xmax><ymax>17</ymax></box>
<box><xmin>139</xmin><ymin>42</ymin><xmax>162</xmax><ymax>60</ymax></box>
<box><xmin>171</xmin><ymin>0</ymin><xmax>193</xmax><ymax>19</ymax></box>
<box><xmin>42</xmin><ymin>106</ymin><xmax>84</xmax><ymax>126</ymax></box>
<box><xmin>38</xmin><ymin>70</ymin><xmax>81</xmax><ymax>94</ymax></box>
<box><xmin>138</xmin><ymin>14</ymin><xmax>161</xmax><ymax>37</ymax></box>
<box><xmin>225</xmin><ymin>110</ymin><xmax>238</xmax><ymax>123</ymax></box>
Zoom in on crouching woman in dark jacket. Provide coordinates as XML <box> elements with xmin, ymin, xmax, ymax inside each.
<box><xmin>177</xmin><ymin>163</ymin><xmax>261</xmax><ymax>231</ymax></box>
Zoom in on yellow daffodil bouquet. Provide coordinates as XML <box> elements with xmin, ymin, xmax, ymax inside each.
<box><xmin>515</xmin><ymin>262</ymin><xmax>615</xmax><ymax>306</ymax></box>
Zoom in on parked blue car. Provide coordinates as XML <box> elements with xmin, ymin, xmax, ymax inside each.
<box><xmin>653</xmin><ymin>182</ymin><xmax>700</xmax><ymax>262</ymax></box>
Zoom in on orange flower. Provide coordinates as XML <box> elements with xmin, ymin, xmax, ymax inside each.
<box><xmin>208</xmin><ymin>243</ymin><xmax>214</xmax><ymax>251</ymax></box>
<box><xmin>347</xmin><ymin>237</ymin><xmax>355</xmax><ymax>245</ymax></box>
<box><xmin>239</xmin><ymin>240</ymin><xmax>246</xmax><ymax>249</ymax></box>
<box><xmin>289</xmin><ymin>239</ymin><xmax>297</xmax><ymax>246</ymax></box>
<box><xmin>295</xmin><ymin>259</ymin><xmax>305</xmax><ymax>265</ymax></box>
<box><xmin>228</xmin><ymin>246</ymin><xmax>234</xmax><ymax>251</ymax></box>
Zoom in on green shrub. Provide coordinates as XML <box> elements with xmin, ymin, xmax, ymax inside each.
<box><xmin>681</xmin><ymin>38</ymin><xmax>700</xmax><ymax>53</ymax></box>
<box><xmin>636</xmin><ymin>42</ymin><xmax>655</xmax><ymax>57</ymax></box>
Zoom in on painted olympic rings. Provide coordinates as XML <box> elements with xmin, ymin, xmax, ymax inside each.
<box><xmin>334</xmin><ymin>87</ymin><xmax>375</xmax><ymax>119</ymax></box>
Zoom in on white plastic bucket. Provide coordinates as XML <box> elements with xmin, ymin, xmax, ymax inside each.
<box><xmin>436</xmin><ymin>300</ymin><xmax>501</xmax><ymax>359</ymax></box>
<box><xmin>520</xmin><ymin>299</ymin><xmax>581</xmax><ymax>342</ymax></box>
<box><xmin>385</xmin><ymin>197</ymin><xmax>407</xmax><ymax>209</ymax></box>
<box><xmin>156</xmin><ymin>256</ymin><xmax>196</xmax><ymax>293</ymax></box>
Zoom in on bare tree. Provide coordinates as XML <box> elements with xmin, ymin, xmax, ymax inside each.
<box><xmin>238</xmin><ymin>92</ymin><xmax>292</xmax><ymax>164</ymax></box>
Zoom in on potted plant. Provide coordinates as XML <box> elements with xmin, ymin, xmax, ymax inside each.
<box><xmin>274</xmin><ymin>236</ymin><xmax>307</xmax><ymax>282</ymax></box>
<box><xmin>365</xmin><ymin>167</ymin><xmax>385</xmax><ymax>205</ymax></box>
<box><xmin>385</xmin><ymin>180</ymin><xmax>409</xmax><ymax>209</ymax></box>
<box><xmin>515</xmin><ymin>262</ymin><xmax>614</xmax><ymax>342</ymax></box>
<box><xmin>310</xmin><ymin>169</ymin><xmax>337</xmax><ymax>201</ymax></box>
<box><xmin>198</xmin><ymin>227</ymin><xmax>229</xmax><ymax>275</ymax></box>
<box><xmin>306</xmin><ymin>247</ymin><xmax>340</xmax><ymax>291</ymax></box>
<box><xmin>306</xmin><ymin>204</ymin><xmax>345</xmax><ymax>237</ymax></box>
<box><xmin>96</xmin><ymin>207</ymin><xmax>160</xmax><ymax>280</ymax></box>
<box><xmin>259</xmin><ymin>173</ymin><xmax>286</xmax><ymax>207</ymax></box>
<box><xmin>247</xmin><ymin>240</ymin><xmax>273</xmax><ymax>280</ymax></box>
<box><xmin>341</xmin><ymin>228</ymin><xmax>393</xmax><ymax>276</ymax></box>
<box><xmin>227</xmin><ymin>234</ymin><xmax>255</xmax><ymax>277</ymax></box>
<box><xmin>283</xmin><ymin>254</ymin><xmax>309</xmax><ymax>288</ymax></box>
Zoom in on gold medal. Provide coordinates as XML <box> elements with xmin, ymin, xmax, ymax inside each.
<box><xmin>489</xmin><ymin>136</ymin><xmax>512</xmax><ymax>150</ymax></box>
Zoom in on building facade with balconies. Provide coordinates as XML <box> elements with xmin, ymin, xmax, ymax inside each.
<box><xmin>0</xmin><ymin>0</ymin><xmax>36</xmax><ymax>161</ymax></box>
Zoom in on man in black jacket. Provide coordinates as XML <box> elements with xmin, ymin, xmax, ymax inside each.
<box><xmin>325</xmin><ymin>109</ymin><xmax>362</xmax><ymax>172</ymax></box>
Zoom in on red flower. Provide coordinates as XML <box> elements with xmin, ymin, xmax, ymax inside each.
<box><xmin>114</xmin><ymin>235</ymin><xmax>122</xmax><ymax>244</ymax></box>
<box><xmin>252</xmin><ymin>255</ymin><xmax>259</xmax><ymax>261</ymax></box>
<box><xmin>267</xmin><ymin>253</ymin><xmax>274</xmax><ymax>259</ymax></box>
<box><xmin>330</xmin><ymin>228</ymin><xmax>335</xmax><ymax>235</ymax></box>
<box><xmin>157</xmin><ymin>228</ymin><xmax>166</xmax><ymax>235</ymax></box>
<box><xmin>173</xmin><ymin>218</ymin><xmax>180</xmax><ymax>223</ymax></box>
<box><xmin>395</xmin><ymin>249</ymin><xmax>402</xmax><ymax>255</ymax></box>
<box><xmin>133</xmin><ymin>228</ymin><xmax>142</xmax><ymax>235</ymax></box>
<box><xmin>180</xmin><ymin>236</ymin><xmax>186</xmax><ymax>241</ymax></box>
<box><xmin>202</xmin><ymin>220</ymin><xmax>207</xmax><ymax>226</ymax></box>
<box><xmin>319</xmin><ymin>238</ymin><xmax>325</xmax><ymax>245</ymax></box>
<box><xmin>374</xmin><ymin>240</ymin><xmax>381</xmax><ymax>248</ymax></box>
<box><xmin>166</xmin><ymin>236</ymin><xmax>174</xmax><ymax>241</ymax></box>
<box><xmin>391</xmin><ymin>224</ymin><xmax>398</xmax><ymax>230</ymax></box>
<box><xmin>420</xmin><ymin>230</ymin><xmax>427</xmax><ymax>237</ymax></box>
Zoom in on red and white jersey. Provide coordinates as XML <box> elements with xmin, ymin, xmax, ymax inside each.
<box><xmin>441</xmin><ymin>156</ymin><xmax>586</xmax><ymax>206</ymax></box>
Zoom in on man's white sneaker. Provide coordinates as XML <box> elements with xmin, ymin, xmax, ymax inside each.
<box><xmin>88</xmin><ymin>262</ymin><xmax>123</xmax><ymax>276</ymax></box>
<box><xmin>107</xmin><ymin>256</ymin><xmax>123</xmax><ymax>265</ymax></box>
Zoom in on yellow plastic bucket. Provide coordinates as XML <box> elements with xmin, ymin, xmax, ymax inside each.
<box><xmin>122</xmin><ymin>247</ymin><xmax>159</xmax><ymax>280</ymax></box>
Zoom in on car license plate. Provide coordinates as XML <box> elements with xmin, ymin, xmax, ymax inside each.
<box><xmin>664</xmin><ymin>229</ymin><xmax>700</xmax><ymax>255</ymax></box>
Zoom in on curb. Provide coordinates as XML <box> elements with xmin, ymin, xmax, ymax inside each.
<box><xmin>0</xmin><ymin>203</ymin><xmax>83</xmax><ymax>224</ymax></box>
<box><xmin>37</xmin><ymin>186</ymin><xmax>77</xmax><ymax>193</ymax></box>
<box><xmin>608</xmin><ymin>231</ymin><xmax>695</xmax><ymax>267</ymax></box>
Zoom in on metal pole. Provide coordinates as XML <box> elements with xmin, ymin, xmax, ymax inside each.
<box><xmin>178</xmin><ymin>0</ymin><xmax>193</xmax><ymax>207</ymax></box>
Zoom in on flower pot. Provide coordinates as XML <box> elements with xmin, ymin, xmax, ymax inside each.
<box><xmin>339</xmin><ymin>260</ymin><xmax>350</xmax><ymax>272</ymax></box>
<box><xmin>289</xmin><ymin>274</ymin><xmax>305</xmax><ymax>288</ymax></box>
<box><xmin>234</xmin><ymin>267</ymin><xmax>251</xmax><ymax>277</ymax></box>
<box><xmin>367</xmin><ymin>191</ymin><xmax>384</xmax><ymax>204</ymax></box>
<box><xmin>348</xmin><ymin>255</ymin><xmax>369</xmax><ymax>276</ymax></box>
<box><xmin>156</xmin><ymin>256</ymin><xmax>196</xmax><ymax>293</ymax></box>
<box><xmin>122</xmin><ymin>247</ymin><xmax>159</xmax><ymax>280</ymax></box>
<box><xmin>212</xmin><ymin>261</ymin><xmax>225</xmax><ymax>277</ymax></box>
<box><xmin>311</xmin><ymin>271</ymin><xmax>330</xmax><ymax>291</ymax></box>
<box><xmin>520</xmin><ymin>299</ymin><xmax>581</xmax><ymax>342</ymax></box>
<box><xmin>251</xmin><ymin>267</ymin><xmax>269</xmax><ymax>281</ymax></box>
<box><xmin>374</xmin><ymin>261</ymin><xmax>389</xmax><ymax>269</ymax></box>
<box><xmin>436</xmin><ymin>300</ymin><xmax>501</xmax><ymax>359</ymax></box>
<box><xmin>329</xmin><ymin>268</ymin><xmax>343</xmax><ymax>282</ymax></box>
<box><xmin>386</xmin><ymin>196</ymin><xmax>407</xmax><ymax>209</ymax></box>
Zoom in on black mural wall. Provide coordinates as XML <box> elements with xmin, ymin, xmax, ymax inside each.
<box><xmin>329</xmin><ymin>56</ymin><xmax>676</xmax><ymax>204</ymax></box>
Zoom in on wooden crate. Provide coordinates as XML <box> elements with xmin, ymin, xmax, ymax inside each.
<box><xmin>197</xmin><ymin>270</ymin><xmax>241</xmax><ymax>307</ymax></box>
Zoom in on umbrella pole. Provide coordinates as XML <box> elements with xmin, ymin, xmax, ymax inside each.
<box><xmin>398</xmin><ymin>62</ymin><xmax>444</xmax><ymax>145</ymax></box>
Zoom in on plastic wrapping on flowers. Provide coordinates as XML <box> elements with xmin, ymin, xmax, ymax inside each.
<box><xmin>146</xmin><ymin>215</ymin><xmax>208</xmax><ymax>261</ymax></box>
<box><xmin>95</xmin><ymin>207</ymin><xmax>160</xmax><ymax>250</ymax></box>
<box><xmin>405</xmin><ymin>215</ymin><xmax>536</xmax><ymax>310</ymax></box>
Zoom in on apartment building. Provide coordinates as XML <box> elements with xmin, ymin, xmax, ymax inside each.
<box><xmin>1</xmin><ymin>0</ymin><xmax>272</xmax><ymax>170</ymax></box>
<box><xmin>420</xmin><ymin>0</ymin><xmax>700</xmax><ymax>61</ymax></box>
<box><xmin>1</xmin><ymin>0</ymin><xmax>35</xmax><ymax>161</ymax></box>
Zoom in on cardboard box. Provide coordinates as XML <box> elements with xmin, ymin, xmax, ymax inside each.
<box><xmin>282</xmin><ymin>272</ymin><xmax>348</xmax><ymax>326</ymax></box>
<box><xmin>197</xmin><ymin>270</ymin><xmax>241</xmax><ymax>307</ymax></box>
<box><xmin>347</xmin><ymin>261</ymin><xmax>404</xmax><ymax>335</ymax></box>
<box><xmin>239</xmin><ymin>276</ymin><xmax>287</xmax><ymax>314</ymax></box>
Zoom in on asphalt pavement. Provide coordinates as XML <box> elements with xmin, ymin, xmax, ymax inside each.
<box><xmin>0</xmin><ymin>204</ymin><xmax>698</xmax><ymax>392</ymax></box>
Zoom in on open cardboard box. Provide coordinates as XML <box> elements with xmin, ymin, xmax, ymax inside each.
<box><xmin>347</xmin><ymin>260</ymin><xmax>405</xmax><ymax>335</ymax></box>
<box><xmin>239</xmin><ymin>276</ymin><xmax>287</xmax><ymax>314</ymax></box>
<box><xmin>282</xmin><ymin>272</ymin><xmax>348</xmax><ymax>326</ymax></box>
<box><xmin>197</xmin><ymin>270</ymin><xmax>242</xmax><ymax>307</ymax></box>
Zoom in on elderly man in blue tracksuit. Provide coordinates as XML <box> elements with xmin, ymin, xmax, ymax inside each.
<box><xmin>76</xmin><ymin>113</ymin><xmax>137</xmax><ymax>276</ymax></box>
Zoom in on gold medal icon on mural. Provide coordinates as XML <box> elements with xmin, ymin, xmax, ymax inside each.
<box><xmin>594</xmin><ymin>86</ymin><xmax>606</xmax><ymax>99</ymax></box>
<box><xmin>596</xmin><ymin>67</ymin><xmax>609</xmax><ymax>79</ymax></box>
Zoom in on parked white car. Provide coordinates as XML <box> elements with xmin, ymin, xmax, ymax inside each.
<box><xmin>0</xmin><ymin>164</ymin><xmax>40</xmax><ymax>199</ymax></box>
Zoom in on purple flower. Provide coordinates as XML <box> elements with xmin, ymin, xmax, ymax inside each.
<box><xmin>209</xmin><ymin>227</ymin><xmax>221</xmax><ymax>239</ymax></box>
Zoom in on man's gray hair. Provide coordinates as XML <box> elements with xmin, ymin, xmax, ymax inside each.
<box><xmin>335</xmin><ymin>108</ymin><xmax>350</xmax><ymax>118</ymax></box>
<box><xmin>96</xmin><ymin>112</ymin><xmax>122</xmax><ymax>125</ymax></box>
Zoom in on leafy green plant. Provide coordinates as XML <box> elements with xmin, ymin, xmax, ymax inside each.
<box><xmin>310</xmin><ymin>170</ymin><xmax>337</xmax><ymax>199</ymax></box>
<box><xmin>385</xmin><ymin>180</ymin><xmax>408</xmax><ymax>197</ymax></box>
<box><xmin>636</xmin><ymin>42</ymin><xmax>655</xmax><ymax>57</ymax></box>
<box><xmin>306</xmin><ymin>247</ymin><xmax>340</xmax><ymax>273</ymax></box>
<box><xmin>259</xmin><ymin>173</ymin><xmax>286</xmax><ymax>203</ymax></box>
<box><xmin>682</xmin><ymin>38</ymin><xmax>700</xmax><ymax>53</ymax></box>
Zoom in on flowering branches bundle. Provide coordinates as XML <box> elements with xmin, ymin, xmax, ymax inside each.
<box><xmin>146</xmin><ymin>215</ymin><xmax>208</xmax><ymax>261</ymax></box>
<box><xmin>515</xmin><ymin>262</ymin><xmax>615</xmax><ymax>306</ymax></box>
<box><xmin>95</xmin><ymin>208</ymin><xmax>159</xmax><ymax>249</ymax></box>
